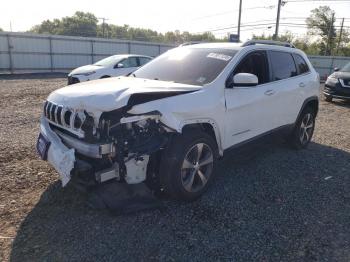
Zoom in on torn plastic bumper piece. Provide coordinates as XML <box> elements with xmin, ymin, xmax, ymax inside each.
<box><xmin>40</xmin><ymin>117</ymin><xmax>75</xmax><ymax>186</ymax></box>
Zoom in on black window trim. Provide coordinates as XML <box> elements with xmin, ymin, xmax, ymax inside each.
<box><xmin>225</xmin><ymin>49</ymin><xmax>271</xmax><ymax>88</ymax></box>
<box><xmin>292</xmin><ymin>53</ymin><xmax>310</xmax><ymax>76</ymax></box>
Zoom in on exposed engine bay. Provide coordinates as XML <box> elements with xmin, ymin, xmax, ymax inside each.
<box><xmin>41</xmin><ymin>100</ymin><xmax>174</xmax><ymax>187</ymax></box>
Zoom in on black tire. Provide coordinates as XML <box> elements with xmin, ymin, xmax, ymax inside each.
<box><xmin>100</xmin><ymin>75</ymin><xmax>111</xmax><ymax>79</ymax></box>
<box><xmin>288</xmin><ymin>107</ymin><xmax>316</xmax><ymax>149</ymax></box>
<box><xmin>159</xmin><ymin>129</ymin><xmax>218</xmax><ymax>201</ymax></box>
<box><xmin>324</xmin><ymin>94</ymin><xmax>333</xmax><ymax>102</ymax></box>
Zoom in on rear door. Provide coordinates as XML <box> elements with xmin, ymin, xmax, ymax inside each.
<box><xmin>266</xmin><ymin>50</ymin><xmax>303</xmax><ymax>126</ymax></box>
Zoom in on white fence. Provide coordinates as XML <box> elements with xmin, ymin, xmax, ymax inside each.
<box><xmin>0</xmin><ymin>31</ymin><xmax>349</xmax><ymax>78</ymax></box>
<box><xmin>0</xmin><ymin>32</ymin><xmax>175</xmax><ymax>73</ymax></box>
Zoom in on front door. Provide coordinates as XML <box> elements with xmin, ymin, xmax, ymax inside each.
<box><xmin>223</xmin><ymin>50</ymin><xmax>278</xmax><ymax>148</ymax></box>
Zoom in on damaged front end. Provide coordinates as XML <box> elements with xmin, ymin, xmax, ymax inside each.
<box><xmin>37</xmin><ymin>101</ymin><xmax>172</xmax><ymax>187</ymax></box>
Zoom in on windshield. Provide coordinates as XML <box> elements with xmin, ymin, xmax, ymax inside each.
<box><xmin>340</xmin><ymin>62</ymin><xmax>350</xmax><ymax>72</ymax></box>
<box><xmin>94</xmin><ymin>55</ymin><xmax>123</xmax><ymax>67</ymax></box>
<box><xmin>132</xmin><ymin>48</ymin><xmax>237</xmax><ymax>86</ymax></box>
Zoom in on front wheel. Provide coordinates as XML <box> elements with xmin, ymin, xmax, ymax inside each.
<box><xmin>288</xmin><ymin>107</ymin><xmax>316</xmax><ymax>149</ymax></box>
<box><xmin>159</xmin><ymin>130</ymin><xmax>218</xmax><ymax>201</ymax></box>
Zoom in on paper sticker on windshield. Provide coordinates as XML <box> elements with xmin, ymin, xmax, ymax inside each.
<box><xmin>207</xmin><ymin>53</ymin><xmax>232</xmax><ymax>61</ymax></box>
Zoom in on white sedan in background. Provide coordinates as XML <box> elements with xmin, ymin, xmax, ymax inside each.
<box><xmin>67</xmin><ymin>54</ymin><xmax>153</xmax><ymax>85</ymax></box>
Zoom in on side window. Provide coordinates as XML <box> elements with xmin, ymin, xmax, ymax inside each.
<box><xmin>233</xmin><ymin>51</ymin><xmax>269</xmax><ymax>84</ymax></box>
<box><xmin>139</xmin><ymin>57</ymin><xmax>151</xmax><ymax>66</ymax></box>
<box><xmin>294</xmin><ymin>54</ymin><xmax>310</xmax><ymax>75</ymax></box>
<box><xmin>270</xmin><ymin>51</ymin><xmax>297</xmax><ymax>81</ymax></box>
<box><xmin>121</xmin><ymin>57</ymin><xmax>138</xmax><ymax>68</ymax></box>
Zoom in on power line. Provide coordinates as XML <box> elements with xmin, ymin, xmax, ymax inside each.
<box><xmin>191</xmin><ymin>5</ymin><xmax>276</xmax><ymax>21</ymax></box>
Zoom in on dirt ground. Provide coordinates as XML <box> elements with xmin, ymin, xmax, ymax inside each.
<box><xmin>0</xmin><ymin>76</ymin><xmax>349</xmax><ymax>261</ymax></box>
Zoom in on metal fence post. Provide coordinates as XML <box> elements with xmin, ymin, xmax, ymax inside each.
<box><xmin>49</xmin><ymin>36</ymin><xmax>53</xmax><ymax>72</ymax></box>
<box><xmin>91</xmin><ymin>40</ymin><xmax>94</xmax><ymax>64</ymax></box>
<box><xmin>128</xmin><ymin>42</ymin><xmax>131</xmax><ymax>54</ymax></box>
<box><xmin>6</xmin><ymin>34</ymin><xmax>13</xmax><ymax>74</ymax></box>
<box><xmin>158</xmin><ymin>44</ymin><xmax>161</xmax><ymax>55</ymax></box>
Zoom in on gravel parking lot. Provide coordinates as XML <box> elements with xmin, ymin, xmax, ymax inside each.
<box><xmin>0</xmin><ymin>76</ymin><xmax>349</xmax><ymax>261</ymax></box>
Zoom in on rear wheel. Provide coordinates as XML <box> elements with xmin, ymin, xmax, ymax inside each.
<box><xmin>100</xmin><ymin>75</ymin><xmax>110</xmax><ymax>79</ymax></box>
<box><xmin>159</xmin><ymin>130</ymin><xmax>218</xmax><ymax>201</ymax></box>
<box><xmin>288</xmin><ymin>107</ymin><xmax>316</xmax><ymax>149</ymax></box>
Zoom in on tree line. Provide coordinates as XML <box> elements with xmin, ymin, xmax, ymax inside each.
<box><xmin>26</xmin><ymin>7</ymin><xmax>350</xmax><ymax>56</ymax></box>
<box><xmin>29</xmin><ymin>11</ymin><xmax>218</xmax><ymax>44</ymax></box>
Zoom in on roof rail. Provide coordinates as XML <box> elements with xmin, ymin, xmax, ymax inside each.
<box><xmin>242</xmin><ymin>40</ymin><xmax>295</xmax><ymax>48</ymax></box>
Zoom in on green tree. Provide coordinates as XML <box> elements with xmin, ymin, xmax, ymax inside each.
<box><xmin>306</xmin><ymin>6</ymin><xmax>336</xmax><ymax>55</ymax></box>
<box><xmin>29</xmin><ymin>11</ymin><xmax>225</xmax><ymax>43</ymax></box>
<box><xmin>30</xmin><ymin>11</ymin><xmax>98</xmax><ymax>37</ymax></box>
<box><xmin>0</xmin><ymin>27</ymin><xmax>3</xmax><ymax>32</ymax></box>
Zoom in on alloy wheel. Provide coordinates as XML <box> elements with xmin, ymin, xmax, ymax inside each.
<box><xmin>299</xmin><ymin>113</ymin><xmax>314</xmax><ymax>145</ymax></box>
<box><xmin>181</xmin><ymin>143</ymin><xmax>214</xmax><ymax>193</ymax></box>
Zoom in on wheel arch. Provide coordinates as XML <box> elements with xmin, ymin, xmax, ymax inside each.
<box><xmin>296</xmin><ymin>96</ymin><xmax>319</xmax><ymax>121</ymax></box>
<box><xmin>180</xmin><ymin>120</ymin><xmax>223</xmax><ymax>156</ymax></box>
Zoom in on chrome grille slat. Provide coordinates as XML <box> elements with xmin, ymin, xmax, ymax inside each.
<box><xmin>50</xmin><ymin>104</ymin><xmax>57</xmax><ymax>121</ymax></box>
<box><xmin>43</xmin><ymin>101</ymin><xmax>73</xmax><ymax>128</ymax></box>
<box><xmin>46</xmin><ymin>103</ymin><xmax>52</xmax><ymax>120</ymax></box>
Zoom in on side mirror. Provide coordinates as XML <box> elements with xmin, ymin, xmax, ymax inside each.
<box><xmin>115</xmin><ymin>63</ymin><xmax>124</xmax><ymax>68</ymax></box>
<box><xmin>334</xmin><ymin>67</ymin><xmax>339</xmax><ymax>72</ymax></box>
<box><xmin>227</xmin><ymin>73</ymin><xmax>258</xmax><ymax>88</ymax></box>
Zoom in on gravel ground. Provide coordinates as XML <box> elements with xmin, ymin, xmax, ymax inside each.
<box><xmin>0</xmin><ymin>76</ymin><xmax>349</xmax><ymax>261</ymax></box>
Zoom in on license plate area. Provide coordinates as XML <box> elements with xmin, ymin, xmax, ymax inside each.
<box><xmin>36</xmin><ymin>133</ymin><xmax>51</xmax><ymax>160</ymax></box>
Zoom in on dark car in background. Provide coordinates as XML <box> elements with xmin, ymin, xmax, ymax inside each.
<box><xmin>324</xmin><ymin>62</ymin><xmax>350</xmax><ymax>102</ymax></box>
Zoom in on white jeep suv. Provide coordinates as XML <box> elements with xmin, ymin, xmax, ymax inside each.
<box><xmin>37</xmin><ymin>40</ymin><xmax>320</xmax><ymax>201</ymax></box>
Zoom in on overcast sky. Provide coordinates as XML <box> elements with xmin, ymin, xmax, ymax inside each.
<box><xmin>1</xmin><ymin>0</ymin><xmax>350</xmax><ymax>41</ymax></box>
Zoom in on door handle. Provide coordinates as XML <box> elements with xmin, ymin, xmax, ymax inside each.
<box><xmin>264</xmin><ymin>89</ymin><xmax>275</xmax><ymax>96</ymax></box>
<box><xmin>299</xmin><ymin>82</ymin><xmax>305</xmax><ymax>88</ymax></box>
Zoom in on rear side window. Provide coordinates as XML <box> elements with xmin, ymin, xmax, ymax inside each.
<box><xmin>294</xmin><ymin>54</ymin><xmax>310</xmax><ymax>75</ymax></box>
<box><xmin>270</xmin><ymin>51</ymin><xmax>297</xmax><ymax>81</ymax></box>
<box><xmin>122</xmin><ymin>57</ymin><xmax>138</xmax><ymax>68</ymax></box>
<box><xmin>139</xmin><ymin>57</ymin><xmax>152</xmax><ymax>66</ymax></box>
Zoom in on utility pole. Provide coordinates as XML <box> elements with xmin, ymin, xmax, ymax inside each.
<box><xmin>98</xmin><ymin>17</ymin><xmax>109</xmax><ymax>38</ymax></box>
<box><xmin>336</xmin><ymin>18</ymin><xmax>345</xmax><ymax>55</ymax></box>
<box><xmin>273</xmin><ymin>0</ymin><xmax>282</xmax><ymax>40</ymax></box>
<box><xmin>237</xmin><ymin>0</ymin><xmax>243</xmax><ymax>42</ymax></box>
<box><xmin>325</xmin><ymin>13</ymin><xmax>335</xmax><ymax>56</ymax></box>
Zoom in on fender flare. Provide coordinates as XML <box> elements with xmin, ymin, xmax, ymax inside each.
<box><xmin>179</xmin><ymin>118</ymin><xmax>224</xmax><ymax>156</ymax></box>
<box><xmin>295</xmin><ymin>96</ymin><xmax>319</xmax><ymax>123</ymax></box>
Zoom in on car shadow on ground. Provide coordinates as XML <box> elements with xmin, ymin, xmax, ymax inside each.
<box><xmin>329</xmin><ymin>99</ymin><xmax>350</xmax><ymax>109</ymax></box>
<box><xmin>9</xmin><ymin>138</ymin><xmax>350</xmax><ymax>261</ymax></box>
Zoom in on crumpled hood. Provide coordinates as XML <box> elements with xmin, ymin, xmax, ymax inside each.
<box><xmin>47</xmin><ymin>76</ymin><xmax>200</xmax><ymax>114</ymax></box>
<box><xmin>69</xmin><ymin>65</ymin><xmax>103</xmax><ymax>75</ymax></box>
